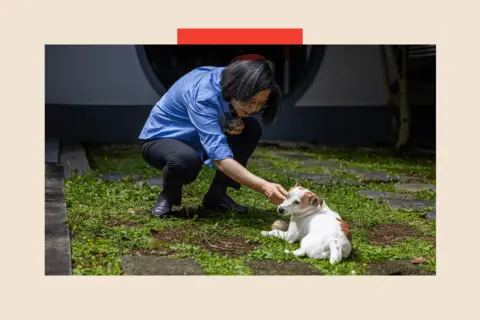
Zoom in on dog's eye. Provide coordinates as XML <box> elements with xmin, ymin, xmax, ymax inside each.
<box><xmin>293</xmin><ymin>200</ymin><xmax>300</xmax><ymax>205</ymax></box>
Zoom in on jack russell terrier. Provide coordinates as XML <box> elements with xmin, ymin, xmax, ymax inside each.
<box><xmin>261</xmin><ymin>184</ymin><xmax>352</xmax><ymax>265</ymax></box>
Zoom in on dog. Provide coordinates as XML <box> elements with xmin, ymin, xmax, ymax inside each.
<box><xmin>260</xmin><ymin>184</ymin><xmax>352</xmax><ymax>265</ymax></box>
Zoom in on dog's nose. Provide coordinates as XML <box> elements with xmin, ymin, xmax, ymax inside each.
<box><xmin>278</xmin><ymin>207</ymin><xmax>285</xmax><ymax>214</ymax></box>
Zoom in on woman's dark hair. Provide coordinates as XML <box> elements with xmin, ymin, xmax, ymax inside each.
<box><xmin>221</xmin><ymin>55</ymin><xmax>282</xmax><ymax>124</ymax></box>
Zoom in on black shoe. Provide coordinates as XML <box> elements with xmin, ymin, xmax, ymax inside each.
<box><xmin>151</xmin><ymin>193</ymin><xmax>173</xmax><ymax>218</ymax></box>
<box><xmin>151</xmin><ymin>183</ymin><xmax>183</xmax><ymax>218</ymax></box>
<box><xmin>202</xmin><ymin>193</ymin><xmax>249</xmax><ymax>214</ymax></box>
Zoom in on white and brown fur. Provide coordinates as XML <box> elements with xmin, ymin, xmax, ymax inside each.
<box><xmin>260</xmin><ymin>184</ymin><xmax>352</xmax><ymax>264</ymax></box>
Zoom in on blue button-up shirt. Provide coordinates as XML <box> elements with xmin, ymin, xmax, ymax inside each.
<box><xmin>139</xmin><ymin>66</ymin><xmax>234</xmax><ymax>168</ymax></box>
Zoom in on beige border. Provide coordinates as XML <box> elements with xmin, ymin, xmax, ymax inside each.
<box><xmin>2</xmin><ymin>0</ymin><xmax>478</xmax><ymax>318</ymax></box>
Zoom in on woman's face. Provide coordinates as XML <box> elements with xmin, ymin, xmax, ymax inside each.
<box><xmin>231</xmin><ymin>89</ymin><xmax>271</xmax><ymax>117</ymax></box>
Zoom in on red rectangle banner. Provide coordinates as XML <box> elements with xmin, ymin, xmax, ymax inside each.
<box><xmin>177</xmin><ymin>28</ymin><xmax>303</xmax><ymax>45</ymax></box>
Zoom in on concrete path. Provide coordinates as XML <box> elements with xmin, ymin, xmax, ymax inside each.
<box><xmin>45</xmin><ymin>164</ymin><xmax>72</xmax><ymax>275</ymax></box>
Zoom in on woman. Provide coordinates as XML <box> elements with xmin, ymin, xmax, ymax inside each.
<box><xmin>139</xmin><ymin>54</ymin><xmax>288</xmax><ymax>218</ymax></box>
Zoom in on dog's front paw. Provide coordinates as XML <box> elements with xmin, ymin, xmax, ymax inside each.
<box><xmin>260</xmin><ymin>231</ymin><xmax>269</xmax><ymax>236</ymax></box>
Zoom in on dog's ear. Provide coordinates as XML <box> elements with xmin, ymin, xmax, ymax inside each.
<box><xmin>318</xmin><ymin>197</ymin><xmax>324</xmax><ymax>207</ymax></box>
<box><xmin>304</xmin><ymin>192</ymin><xmax>321</xmax><ymax>207</ymax></box>
<box><xmin>309</xmin><ymin>194</ymin><xmax>323</xmax><ymax>207</ymax></box>
<box><xmin>289</xmin><ymin>183</ymin><xmax>301</xmax><ymax>193</ymax></box>
<box><xmin>309</xmin><ymin>195</ymin><xmax>319</xmax><ymax>207</ymax></box>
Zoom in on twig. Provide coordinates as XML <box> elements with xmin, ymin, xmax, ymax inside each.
<box><xmin>205</xmin><ymin>239</ymin><xmax>227</xmax><ymax>250</ymax></box>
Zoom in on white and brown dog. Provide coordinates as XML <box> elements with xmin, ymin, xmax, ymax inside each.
<box><xmin>261</xmin><ymin>184</ymin><xmax>352</xmax><ymax>265</ymax></box>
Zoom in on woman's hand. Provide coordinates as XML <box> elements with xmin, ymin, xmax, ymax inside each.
<box><xmin>226</xmin><ymin>118</ymin><xmax>244</xmax><ymax>135</ymax></box>
<box><xmin>336</xmin><ymin>218</ymin><xmax>352</xmax><ymax>241</ymax></box>
<box><xmin>262</xmin><ymin>182</ymin><xmax>288</xmax><ymax>206</ymax></box>
<box><xmin>212</xmin><ymin>158</ymin><xmax>287</xmax><ymax>206</ymax></box>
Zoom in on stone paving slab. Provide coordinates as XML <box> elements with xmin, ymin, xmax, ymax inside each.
<box><xmin>364</xmin><ymin>260</ymin><xmax>434</xmax><ymax>275</ymax></box>
<box><xmin>271</xmin><ymin>151</ymin><xmax>316</xmax><ymax>161</ymax></box>
<box><xmin>357</xmin><ymin>190</ymin><xmax>415</xmax><ymax>200</ymax></box>
<box><xmin>121</xmin><ymin>256</ymin><xmax>204</xmax><ymax>275</ymax></box>
<box><xmin>424</xmin><ymin>211</ymin><xmax>436</xmax><ymax>220</ymax></box>
<box><xmin>148</xmin><ymin>176</ymin><xmax>164</xmax><ymax>187</ymax></box>
<box><xmin>394</xmin><ymin>183</ymin><xmax>436</xmax><ymax>192</ymax></box>
<box><xmin>258</xmin><ymin>140</ymin><xmax>319</xmax><ymax>151</ymax></box>
<box><xmin>267</xmin><ymin>168</ymin><xmax>289</xmax><ymax>174</ymax></box>
<box><xmin>248</xmin><ymin>158</ymin><xmax>275</xmax><ymax>168</ymax></box>
<box><xmin>346</xmin><ymin>168</ymin><xmax>401</xmax><ymax>183</ymax></box>
<box><xmin>397</xmin><ymin>175</ymin><xmax>425</xmax><ymax>183</ymax></box>
<box><xmin>45</xmin><ymin>164</ymin><xmax>72</xmax><ymax>275</ymax></box>
<box><xmin>269</xmin><ymin>163</ymin><xmax>425</xmax><ymax>187</ymax></box>
<box><xmin>385</xmin><ymin>198</ymin><xmax>436</xmax><ymax>210</ymax></box>
<box><xmin>101</xmin><ymin>173</ymin><xmax>140</xmax><ymax>181</ymax></box>
<box><xmin>250</xmin><ymin>152</ymin><xmax>265</xmax><ymax>159</ymax></box>
<box><xmin>358</xmin><ymin>147</ymin><xmax>391</xmax><ymax>154</ymax></box>
<box><xmin>246</xmin><ymin>260</ymin><xmax>322</xmax><ymax>275</ymax></box>
<box><xmin>298</xmin><ymin>159</ymin><xmax>345</xmax><ymax>169</ymax></box>
<box><xmin>357</xmin><ymin>190</ymin><xmax>435</xmax><ymax>210</ymax></box>
<box><xmin>137</xmin><ymin>176</ymin><xmax>164</xmax><ymax>187</ymax></box>
<box><xmin>268</xmin><ymin>169</ymin><xmax>362</xmax><ymax>186</ymax></box>
<box><xmin>101</xmin><ymin>173</ymin><xmax>165</xmax><ymax>188</ymax></box>
<box><xmin>296</xmin><ymin>173</ymin><xmax>363</xmax><ymax>186</ymax></box>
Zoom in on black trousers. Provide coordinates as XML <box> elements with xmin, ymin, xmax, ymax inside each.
<box><xmin>140</xmin><ymin>117</ymin><xmax>262</xmax><ymax>204</ymax></box>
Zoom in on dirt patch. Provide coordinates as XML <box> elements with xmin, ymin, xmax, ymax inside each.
<box><xmin>424</xmin><ymin>236</ymin><xmax>436</xmax><ymax>247</ymax></box>
<box><xmin>104</xmin><ymin>216</ymin><xmax>143</xmax><ymax>228</ymax></box>
<box><xmin>368</xmin><ymin>224</ymin><xmax>416</xmax><ymax>246</ymax></box>
<box><xmin>151</xmin><ymin>226</ymin><xmax>258</xmax><ymax>257</ymax></box>
<box><xmin>365</xmin><ymin>260</ymin><xmax>434</xmax><ymax>275</ymax></box>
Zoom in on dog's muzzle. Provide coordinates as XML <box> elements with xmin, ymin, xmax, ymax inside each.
<box><xmin>277</xmin><ymin>206</ymin><xmax>286</xmax><ymax>214</ymax></box>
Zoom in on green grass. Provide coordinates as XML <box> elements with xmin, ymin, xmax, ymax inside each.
<box><xmin>64</xmin><ymin>144</ymin><xmax>436</xmax><ymax>275</ymax></box>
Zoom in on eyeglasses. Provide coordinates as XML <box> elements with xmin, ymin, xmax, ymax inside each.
<box><xmin>232</xmin><ymin>99</ymin><xmax>268</xmax><ymax>113</ymax></box>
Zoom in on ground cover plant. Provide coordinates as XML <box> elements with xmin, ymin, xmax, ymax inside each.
<box><xmin>64</xmin><ymin>143</ymin><xmax>436</xmax><ymax>275</ymax></box>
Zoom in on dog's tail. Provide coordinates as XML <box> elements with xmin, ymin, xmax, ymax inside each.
<box><xmin>329</xmin><ymin>240</ymin><xmax>342</xmax><ymax>265</ymax></box>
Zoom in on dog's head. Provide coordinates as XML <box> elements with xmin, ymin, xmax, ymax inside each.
<box><xmin>277</xmin><ymin>183</ymin><xmax>324</xmax><ymax>218</ymax></box>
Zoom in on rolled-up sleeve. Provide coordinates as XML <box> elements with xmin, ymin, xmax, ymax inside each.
<box><xmin>186</xmin><ymin>95</ymin><xmax>233</xmax><ymax>162</ymax></box>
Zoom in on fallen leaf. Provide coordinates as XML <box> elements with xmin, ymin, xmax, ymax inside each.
<box><xmin>411</xmin><ymin>256</ymin><xmax>427</xmax><ymax>264</ymax></box>
<box><xmin>127</xmin><ymin>208</ymin><xmax>136</xmax><ymax>214</ymax></box>
<box><xmin>272</xmin><ymin>220</ymin><xmax>289</xmax><ymax>231</ymax></box>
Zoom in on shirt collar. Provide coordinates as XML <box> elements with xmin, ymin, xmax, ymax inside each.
<box><xmin>213</xmin><ymin>67</ymin><xmax>231</xmax><ymax>113</ymax></box>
